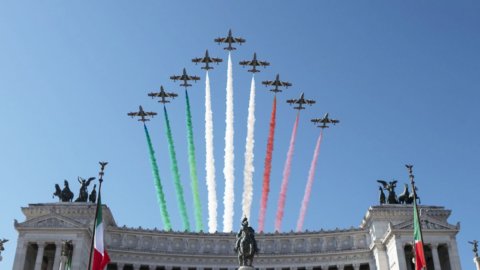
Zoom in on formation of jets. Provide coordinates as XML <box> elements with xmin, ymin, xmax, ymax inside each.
<box><xmin>170</xmin><ymin>68</ymin><xmax>200</xmax><ymax>88</ymax></box>
<box><xmin>239</xmin><ymin>53</ymin><xmax>270</xmax><ymax>73</ymax></box>
<box><xmin>192</xmin><ymin>50</ymin><xmax>222</xmax><ymax>70</ymax></box>
<box><xmin>214</xmin><ymin>29</ymin><xmax>246</xmax><ymax>51</ymax></box>
<box><xmin>129</xmin><ymin>29</ymin><xmax>340</xmax><ymax>132</ymax></box>
<box><xmin>287</xmin><ymin>93</ymin><xmax>316</xmax><ymax>110</ymax></box>
<box><xmin>127</xmin><ymin>106</ymin><xmax>157</xmax><ymax>122</ymax></box>
<box><xmin>148</xmin><ymin>86</ymin><xmax>178</xmax><ymax>104</ymax></box>
<box><xmin>262</xmin><ymin>74</ymin><xmax>292</xmax><ymax>93</ymax></box>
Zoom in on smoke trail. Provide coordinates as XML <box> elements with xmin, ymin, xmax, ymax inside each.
<box><xmin>185</xmin><ymin>90</ymin><xmax>203</xmax><ymax>232</ymax></box>
<box><xmin>242</xmin><ymin>76</ymin><xmax>256</xmax><ymax>220</ymax></box>
<box><xmin>275</xmin><ymin>112</ymin><xmax>300</xmax><ymax>232</ymax></box>
<box><xmin>296</xmin><ymin>130</ymin><xmax>323</xmax><ymax>232</ymax></box>
<box><xmin>143</xmin><ymin>124</ymin><xmax>172</xmax><ymax>230</ymax></box>
<box><xmin>163</xmin><ymin>107</ymin><xmax>190</xmax><ymax>231</ymax></box>
<box><xmin>223</xmin><ymin>52</ymin><xmax>235</xmax><ymax>232</ymax></box>
<box><xmin>204</xmin><ymin>71</ymin><xmax>218</xmax><ymax>233</ymax></box>
<box><xmin>258</xmin><ymin>96</ymin><xmax>277</xmax><ymax>232</ymax></box>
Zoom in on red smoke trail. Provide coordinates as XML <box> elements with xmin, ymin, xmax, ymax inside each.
<box><xmin>275</xmin><ymin>112</ymin><xmax>300</xmax><ymax>232</ymax></box>
<box><xmin>296</xmin><ymin>129</ymin><xmax>323</xmax><ymax>232</ymax></box>
<box><xmin>258</xmin><ymin>96</ymin><xmax>277</xmax><ymax>232</ymax></box>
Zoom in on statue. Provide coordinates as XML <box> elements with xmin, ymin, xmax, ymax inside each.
<box><xmin>74</xmin><ymin>177</ymin><xmax>95</xmax><ymax>202</ymax></box>
<box><xmin>53</xmin><ymin>180</ymin><xmax>74</xmax><ymax>202</ymax></box>
<box><xmin>234</xmin><ymin>217</ymin><xmax>258</xmax><ymax>267</ymax></box>
<box><xmin>0</xmin><ymin>239</ymin><xmax>7</xmax><ymax>262</ymax></box>
<box><xmin>469</xmin><ymin>240</ymin><xmax>479</xmax><ymax>257</ymax></box>
<box><xmin>377</xmin><ymin>180</ymin><xmax>398</xmax><ymax>204</ymax></box>
<box><xmin>378</xmin><ymin>186</ymin><xmax>386</xmax><ymax>204</ymax></box>
<box><xmin>398</xmin><ymin>184</ymin><xmax>410</xmax><ymax>204</ymax></box>
<box><xmin>89</xmin><ymin>184</ymin><xmax>97</xmax><ymax>203</ymax></box>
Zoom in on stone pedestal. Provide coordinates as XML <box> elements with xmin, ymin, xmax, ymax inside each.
<box><xmin>239</xmin><ymin>266</ymin><xmax>255</xmax><ymax>270</ymax></box>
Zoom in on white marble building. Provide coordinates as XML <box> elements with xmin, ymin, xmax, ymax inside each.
<box><xmin>12</xmin><ymin>203</ymin><xmax>461</xmax><ymax>270</ymax></box>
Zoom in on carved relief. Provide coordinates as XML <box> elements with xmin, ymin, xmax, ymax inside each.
<box><xmin>203</xmin><ymin>239</ymin><xmax>214</xmax><ymax>253</ymax></box>
<box><xmin>279</xmin><ymin>239</ymin><xmax>291</xmax><ymax>253</ymax></box>
<box><xmin>172</xmin><ymin>238</ymin><xmax>186</xmax><ymax>251</ymax></box>
<box><xmin>294</xmin><ymin>238</ymin><xmax>306</xmax><ymax>252</ymax></box>
<box><xmin>325</xmin><ymin>236</ymin><xmax>337</xmax><ymax>251</ymax></box>
<box><xmin>310</xmin><ymin>237</ymin><xmax>324</xmax><ymax>252</ymax></box>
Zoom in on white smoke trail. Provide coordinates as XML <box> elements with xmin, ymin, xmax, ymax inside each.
<box><xmin>204</xmin><ymin>71</ymin><xmax>217</xmax><ymax>233</ymax></box>
<box><xmin>242</xmin><ymin>76</ymin><xmax>256</xmax><ymax>220</ymax></box>
<box><xmin>223</xmin><ymin>52</ymin><xmax>235</xmax><ymax>232</ymax></box>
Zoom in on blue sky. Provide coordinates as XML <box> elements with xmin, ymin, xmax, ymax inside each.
<box><xmin>1</xmin><ymin>0</ymin><xmax>479</xmax><ymax>268</ymax></box>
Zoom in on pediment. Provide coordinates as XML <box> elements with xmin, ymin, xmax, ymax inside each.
<box><xmin>15</xmin><ymin>213</ymin><xmax>85</xmax><ymax>229</ymax></box>
<box><xmin>392</xmin><ymin>216</ymin><xmax>458</xmax><ymax>231</ymax></box>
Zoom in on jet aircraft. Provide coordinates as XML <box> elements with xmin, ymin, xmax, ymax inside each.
<box><xmin>192</xmin><ymin>50</ymin><xmax>222</xmax><ymax>70</ymax></box>
<box><xmin>239</xmin><ymin>53</ymin><xmax>270</xmax><ymax>73</ymax></box>
<box><xmin>286</xmin><ymin>93</ymin><xmax>316</xmax><ymax>110</ymax></box>
<box><xmin>170</xmin><ymin>68</ymin><xmax>200</xmax><ymax>88</ymax></box>
<box><xmin>148</xmin><ymin>86</ymin><xmax>178</xmax><ymax>104</ymax></box>
<box><xmin>214</xmin><ymin>29</ymin><xmax>246</xmax><ymax>51</ymax></box>
<box><xmin>127</xmin><ymin>106</ymin><xmax>157</xmax><ymax>122</ymax></box>
<box><xmin>262</xmin><ymin>74</ymin><xmax>292</xmax><ymax>93</ymax></box>
<box><xmin>311</xmin><ymin>113</ymin><xmax>340</xmax><ymax>126</ymax></box>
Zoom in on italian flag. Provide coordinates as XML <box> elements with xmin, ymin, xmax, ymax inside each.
<box><xmin>413</xmin><ymin>199</ymin><xmax>427</xmax><ymax>270</ymax></box>
<box><xmin>92</xmin><ymin>195</ymin><xmax>110</xmax><ymax>270</ymax></box>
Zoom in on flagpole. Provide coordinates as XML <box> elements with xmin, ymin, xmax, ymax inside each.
<box><xmin>88</xmin><ymin>162</ymin><xmax>108</xmax><ymax>270</ymax></box>
<box><xmin>406</xmin><ymin>164</ymin><xmax>426</xmax><ymax>270</ymax></box>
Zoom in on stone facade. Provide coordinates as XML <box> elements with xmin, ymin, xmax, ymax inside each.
<box><xmin>12</xmin><ymin>203</ymin><xmax>461</xmax><ymax>270</ymax></box>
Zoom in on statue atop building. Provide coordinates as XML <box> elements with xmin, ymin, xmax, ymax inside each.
<box><xmin>234</xmin><ymin>217</ymin><xmax>258</xmax><ymax>267</ymax></box>
<box><xmin>74</xmin><ymin>177</ymin><xmax>95</xmax><ymax>202</ymax></box>
<box><xmin>53</xmin><ymin>180</ymin><xmax>74</xmax><ymax>202</ymax></box>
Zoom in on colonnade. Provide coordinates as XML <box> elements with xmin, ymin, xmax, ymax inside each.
<box><xmin>108</xmin><ymin>263</ymin><xmax>373</xmax><ymax>270</ymax></box>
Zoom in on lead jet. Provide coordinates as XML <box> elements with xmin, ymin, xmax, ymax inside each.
<box><xmin>262</xmin><ymin>74</ymin><xmax>292</xmax><ymax>93</ymax></box>
<box><xmin>127</xmin><ymin>106</ymin><xmax>157</xmax><ymax>122</ymax></box>
<box><xmin>239</xmin><ymin>53</ymin><xmax>270</xmax><ymax>73</ymax></box>
<box><xmin>192</xmin><ymin>50</ymin><xmax>222</xmax><ymax>70</ymax></box>
<box><xmin>214</xmin><ymin>29</ymin><xmax>246</xmax><ymax>51</ymax></box>
<box><xmin>286</xmin><ymin>93</ymin><xmax>316</xmax><ymax>110</ymax></box>
<box><xmin>148</xmin><ymin>86</ymin><xmax>178</xmax><ymax>104</ymax></box>
<box><xmin>170</xmin><ymin>68</ymin><xmax>200</xmax><ymax>88</ymax></box>
<box><xmin>311</xmin><ymin>113</ymin><xmax>340</xmax><ymax>126</ymax></box>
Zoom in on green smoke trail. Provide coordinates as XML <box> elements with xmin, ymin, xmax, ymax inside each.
<box><xmin>185</xmin><ymin>90</ymin><xmax>203</xmax><ymax>231</ymax></box>
<box><xmin>143</xmin><ymin>123</ymin><xmax>172</xmax><ymax>230</ymax></box>
<box><xmin>163</xmin><ymin>106</ymin><xmax>190</xmax><ymax>231</ymax></box>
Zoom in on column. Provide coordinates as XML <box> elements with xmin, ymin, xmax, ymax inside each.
<box><xmin>394</xmin><ymin>241</ymin><xmax>406</xmax><ymax>270</ymax></box>
<box><xmin>52</xmin><ymin>242</ymin><xmax>62</xmax><ymax>270</ymax></box>
<box><xmin>117</xmin><ymin>263</ymin><xmax>125</xmax><ymax>270</ymax></box>
<box><xmin>372</xmin><ymin>242</ymin><xmax>389</xmax><ymax>270</ymax></box>
<box><xmin>133</xmin><ymin>264</ymin><xmax>141</xmax><ymax>270</ymax></box>
<box><xmin>352</xmin><ymin>264</ymin><xmax>359</xmax><ymax>270</ymax></box>
<box><xmin>474</xmin><ymin>257</ymin><xmax>480</xmax><ymax>270</ymax></box>
<box><xmin>430</xmin><ymin>244</ymin><xmax>441</xmax><ymax>270</ymax></box>
<box><xmin>448</xmin><ymin>240</ymin><xmax>462</xmax><ymax>269</ymax></box>
<box><xmin>12</xmin><ymin>240</ymin><xmax>28</xmax><ymax>270</ymax></box>
<box><xmin>33</xmin><ymin>242</ymin><xmax>45</xmax><ymax>270</ymax></box>
<box><xmin>337</xmin><ymin>264</ymin><xmax>344</xmax><ymax>270</ymax></box>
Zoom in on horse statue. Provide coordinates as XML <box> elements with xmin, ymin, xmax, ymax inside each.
<box><xmin>398</xmin><ymin>184</ymin><xmax>410</xmax><ymax>204</ymax></box>
<box><xmin>234</xmin><ymin>217</ymin><xmax>259</xmax><ymax>267</ymax></box>
<box><xmin>53</xmin><ymin>180</ymin><xmax>74</xmax><ymax>202</ymax></box>
<box><xmin>377</xmin><ymin>180</ymin><xmax>398</xmax><ymax>204</ymax></box>
<box><xmin>378</xmin><ymin>186</ymin><xmax>386</xmax><ymax>204</ymax></box>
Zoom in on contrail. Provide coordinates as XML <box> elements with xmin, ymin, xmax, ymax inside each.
<box><xmin>296</xmin><ymin>129</ymin><xmax>323</xmax><ymax>232</ymax></box>
<box><xmin>223</xmin><ymin>52</ymin><xmax>235</xmax><ymax>232</ymax></box>
<box><xmin>242</xmin><ymin>76</ymin><xmax>256</xmax><ymax>220</ymax></box>
<box><xmin>163</xmin><ymin>107</ymin><xmax>190</xmax><ymax>231</ymax></box>
<box><xmin>185</xmin><ymin>90</ymin><xmax>203</xmax><ymax>232</ymax></box>
<box><xmin>258</xmin><ymin>96</ymin><xmax>277</xmax><ymax>232</ymax></box>
<box><xmin>143</xmin><ymin>123</ymin><xmax>172</xmax><ymax>230</ymax></box>
<box><xmin>204</xmin><ymin>71</ymin><xmax>218</xmax><ymax>233</ymax></box>
<box><xmin>275</xmin><ymin>112</ymin><xmax>300</xmax><ymax>232</ymax></box>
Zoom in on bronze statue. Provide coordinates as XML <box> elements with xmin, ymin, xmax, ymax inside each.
<box><xmin>398</xmin><ymin>184</ymin><xmax>410</xmax><ymax>204</ymax></box>
<box><xmin>234</xmin><ymin>217</ymin><xmax>258</xmax><ymax>267</ymax></box>
<box><xmin>74</xmin><ymin>177</ymin><xmax>95</xmax><ymax>202</ymax></box>
<box><xmin>377</xmin><ymin>180</ymin><xmax>398</xmax><ymax>204</ymax></box>
<box><xmin>378</xmin><ymin>186</ymin><xmax>386</xmax><ymax>204</ymax></box>
<box><xmin>0</xmin><ymin>239</ymin><xmax>7</xmax><ymax>252</ymax></box>
<box><xmin>89</xmin><ymin>184</ymin><xmax>97</xmax><ymax>203</ymax></box>
<box><xmin>469</xmin><ymin>240</ymin><xmax>479</xmax><ymax>257</ymax></box>
<box><xmin>53</xmin><ymin>180</ymin><xmax>74</xmax><ymax>202</ymax></box>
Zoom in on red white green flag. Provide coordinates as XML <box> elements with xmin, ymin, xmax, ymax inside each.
<box><xmin>92</xmin><ymin>195</ymin><xmax>110</xmax><ymax>270</ymax></box>
<box><xmin>413</xmin><ymin>199</ymin><xmax>427</xmax><ymax>270</ymax></box>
